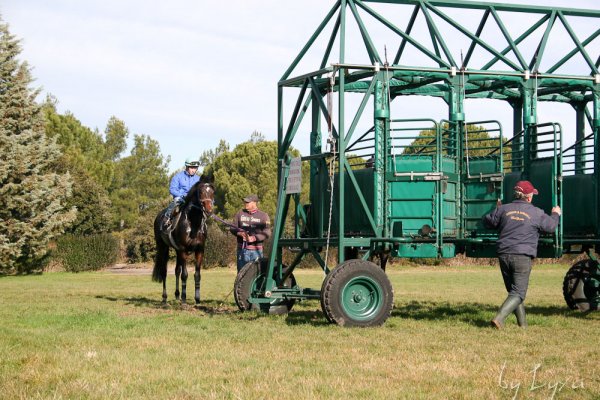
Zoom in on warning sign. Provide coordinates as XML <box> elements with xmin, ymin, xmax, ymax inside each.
<box><xmin>286</xmin><ymin>157</ymin><xmax>302</xmax><ymax>194</ymax></box>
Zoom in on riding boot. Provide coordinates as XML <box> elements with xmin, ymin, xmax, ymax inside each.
<box><xmin>491</xmin><ymin>295</ymin><xmax>522</xmax><ymax>329</ymax></box>
<box><xmin>514</xmin><ymin>302</ymin><xmax>527</xmax><ymax>328</ymax></box>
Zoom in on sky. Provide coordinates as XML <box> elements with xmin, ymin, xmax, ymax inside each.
<box><xmin>1</xmin><ymin>0</ymin><xmax>598</xmax><ymax>172</ymax></box>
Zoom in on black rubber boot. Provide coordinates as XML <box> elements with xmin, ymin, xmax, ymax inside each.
<box><xmin>514</xmin><ymin>302</ymin><xmax>527</xmax><ymax>328</ymax></box>
<box><xmin>491</xmin><ymin>295</ymin><xmax>522</xmax><ymax>329</ymax></box>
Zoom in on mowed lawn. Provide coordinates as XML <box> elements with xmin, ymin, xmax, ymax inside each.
<box><xmin>0</xmin><ymin>264</ymin><xmax>598</xmax><ymax>400</ymax></box>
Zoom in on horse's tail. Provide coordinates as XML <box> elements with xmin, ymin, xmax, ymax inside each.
<box><xmin>152</xmin><ymin>213</ymin><xmax>169</xmax><ymax>283</ymax></box>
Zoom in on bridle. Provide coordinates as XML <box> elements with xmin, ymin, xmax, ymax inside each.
<box><xmin>190</xmin><ymin>183</ymin><xmax>215</xmax><ymax>215</ymax></box>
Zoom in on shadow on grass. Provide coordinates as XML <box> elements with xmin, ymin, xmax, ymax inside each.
<box><xmin>392</xmin><ymin>300</ymin><xmax>595</xmax><ymax>327</ymax></box>
<box><xmin>285</xmin><ymin>310</ymin><xmax>330</xmax><ymax>327</ymax></box>
<box><xmin>95</xmin><ymin>295</ymin><xmax>240</xmax><ymax>315</ymax></box>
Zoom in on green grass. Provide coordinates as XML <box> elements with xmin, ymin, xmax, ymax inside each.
<box><xmin>0</xmin><ymin>264</ymin><xmax>598</xmax><ymax>399</ymax></box>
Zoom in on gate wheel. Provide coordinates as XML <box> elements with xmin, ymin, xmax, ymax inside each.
<box><xmin>234</xmin><ymin>258</ymin><xmax>296</xmax><ymax>315</ymax></box>
<box><xmin>563</xmin><ymin>259</ymin><xmax>599</xmax><ymax>312</ymax></box>
<box><xmin>321</xmin><ymin>259</ymin><xmax>393</xmax><ymax>327</ymax></box>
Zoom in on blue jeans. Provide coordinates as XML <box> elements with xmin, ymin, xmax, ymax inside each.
<box><xmin>237</xmin><ymin>248</ymin><xmax>263</xmax><ymax>272</ymax></box>
<box><xmin>498</xmin><ymin>254</ymin><xmax>533</xmax><ymax>301</ymax></box>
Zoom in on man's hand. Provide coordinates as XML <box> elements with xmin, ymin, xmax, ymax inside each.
<box><xmin>551</xmin><ymin>205</ymin><xmax>561</xmax><ymax>216</ymax></box>
<box><xmin>237</xmin><ymin>231</ymin><xmax>248</xmax><ymax>241</ymax></box>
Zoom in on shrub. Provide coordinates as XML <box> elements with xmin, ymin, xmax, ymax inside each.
<box><xmin>203</xmin><ymin>222</ymin><xmax>237</xmax><ymax>268</ymax></box>
<box><xmin>55</xmin><ymin>233</ymin><xmax>120</xmax><ymax>272</ymax></box>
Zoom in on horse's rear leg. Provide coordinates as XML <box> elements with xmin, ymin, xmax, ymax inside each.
<box><xmin>177</xmin><ymin>252</ymin><xmax>188</xmax><ymax>304</ymax></box>
<box><xmin>194</xmin><ymin>251</ymin><xmax>204</xmax><ymax>304</ymax></box>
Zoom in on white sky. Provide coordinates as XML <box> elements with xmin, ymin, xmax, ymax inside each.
<box><xmin>1</xmin><ymin>0</ymin><xmax>598</xmax><ymax>172</ymax></box>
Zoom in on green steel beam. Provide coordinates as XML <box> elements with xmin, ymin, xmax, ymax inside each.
<box><xmin>362</xmin><ymin>0</ymin><xmax>600</xmax><ymax>18</ymax></box>
<box><xmin>308</xmin><ymin>77</ymin><xmax>340</xmax><ymax>141</ymax></box>
<box><xmin>463</xmin><ymin>9</ymin><xmax>490</xmax><ymax>68</ymax></box>
<box><xmin>281</xmin><ymin>1</ymin><xmax>341</xmax><ymax>81</ymax></box>
<box><xmin>425</xmin><ymin>3</ymin><xmax>522</xmax><ymax>71</ymax></box>
<box><xmin>557</xmin><ymin>11</ymin><xmax>599</xmax><ymax>75</ymax></box>
<box><xmin>355</xmin><ymin>0</ymin><xmax>451</xmax><ymax>68</ymax></box>
<box><xmin>280</xmin><ymin>79</ymin><xmax>310</xmax><ymax>160</ymax></box>
<box><xmin>343</xmin><ymin>158</ymin><xmax>380</xmax><ymax>234</ymax></box>
<box><xmin>320</xmin><ymin>13</ymin><xmax>341</xmax><ymax>70</ymax></box>
<box><xmin>338</xmin><ymin>0</ymin><xmax>347</xmax><ymax>264</ymax></box>
<box><xmin>547</xmin><ymin>29</ymin><xmax>600</xmax><ymax>74</ymax></box>
<box><xmin>482</xmin><ymin>13</ymin><xmax>549</xmax><ymax>71</ymax></box>
<box><xmin>348</xmin><ymin>0</ymin><xmax>382</xmax><ymax>65</ymax></box>
<box><xmin>393</xmin><ymin>5</ymin><xmax>419</xmax><ymax>65</ymax></box>
<box><xmin>419</xmin><ymin>1</ymin><xmax>457</xmax><ymax>67</ymax></box>
<box><xmin>530</xmin><ymin>10</ymin><xmax>556</xmax><ymax>71</ymax></box>
<box><xmin>489</xmin><ymin>7</ymin><xmax>528</xmax><ymax>70</ymax></box>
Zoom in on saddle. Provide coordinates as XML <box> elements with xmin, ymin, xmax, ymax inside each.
<box><xmin>160</xmin><ymin>208</ymin><xmax>184</xmax><ymax>250</ymax></box>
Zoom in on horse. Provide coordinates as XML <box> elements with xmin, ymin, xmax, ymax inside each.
<box><xmin>152</xmin><ymin>175</ymin><xmax>215</xmax><ymax>305</ymax></box>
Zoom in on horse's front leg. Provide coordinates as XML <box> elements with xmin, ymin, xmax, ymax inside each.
<box><xmin>175</xmin><ymin>258</ymin><xmax>181</xmax><ymax>301</ymax></box>
<box><xmin>194</xmin><ymin>251</ymin><xmax>204</xmax><ymax>305</ymax></box>
<box><xmin>178</xmin><ymin>252</ymin><xmax>188</xmax><ymax>304</ymax></box>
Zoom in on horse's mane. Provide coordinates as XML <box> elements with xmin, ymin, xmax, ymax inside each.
<box><xmin>183</xmin><ymin>174</ymin><xmax>214</xmax><ymax>204</ymax></box>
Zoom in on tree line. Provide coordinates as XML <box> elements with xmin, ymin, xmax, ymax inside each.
<box><xmin>0</xmin><ymin>18</ymin><xmax>298</xmax><ymax>274</ymax></box>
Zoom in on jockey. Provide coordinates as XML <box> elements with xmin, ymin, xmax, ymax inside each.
<box><xmin>164</xmin><ymin>157</ymin><xmax>201</xmax><ymax>221</ymax></box>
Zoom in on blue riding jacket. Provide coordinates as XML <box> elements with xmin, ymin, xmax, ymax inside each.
<box><xmin>169</xmin><ymin>170</ymin><xmax>200</xmax><ymax>199</ymax></box>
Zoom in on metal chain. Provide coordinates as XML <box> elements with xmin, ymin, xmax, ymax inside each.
<box><xmin>324</xmin><ymin>70</ymin><xmax>337</xmax><ymax>274</ymax></box>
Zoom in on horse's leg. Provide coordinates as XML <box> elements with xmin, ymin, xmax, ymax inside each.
<box><xmin>194</xmin><ymin>251</ymin><xmax>204</xmax><ymax>305</ymax></box>
<box><xmin>175</xmin><ymin>257</ymin><xmax>181</xmax><ymax>301</ymax></box>
<box><xmin>178</xmin><ymin>252</ymin><xmax>188</xmax><ymax>304</ymax></box>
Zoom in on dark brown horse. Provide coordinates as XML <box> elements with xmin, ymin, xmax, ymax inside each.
<box><xmin>152</xmin><ymin>175</ymin><xmax>215</xmax><ymax>304</ymax></box>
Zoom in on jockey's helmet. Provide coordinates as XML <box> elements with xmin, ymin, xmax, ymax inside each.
<box><xmin>185</xmin><ymin>157</ymin><xmax>200</xmax><ymax>168</ymax></box>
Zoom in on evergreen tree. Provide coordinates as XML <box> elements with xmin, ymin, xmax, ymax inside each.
<box><xmin>204</xmin><ymin>135</ymin><xmax>308</xmax><ymax>220</ymax></box>
<box><xmin>110</xmin><ymin>134</ymin><xmax>170</xmax><ymax>228</ymax></box>
<box><xmin>43</xmin><ymin>100</ymin><xmax>115</xmax><ymax>188</ymax></box>
<box><xmin>0</xmin><ymin>20</ymin><xmax>76</xmax><ymax>273</ymax></box>
<box><xmin>104</xmin><ymin>116</ymin><xmax>128</xmax><ymax>161</ymax></box>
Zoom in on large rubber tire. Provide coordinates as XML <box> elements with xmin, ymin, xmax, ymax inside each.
<box><xmin>234</xmin><ymin>258</ymin><xmax>296</xmax><ymax>315</ymax></box>
<box><xmin>563</xmin><ymin>259</ymin><xmax>599</xmax><ymax>312</ymax></box>
<box><xmin>321</xmin><ymin>259</ymin><xmax>393</xmax><ymax>327</ymax></box>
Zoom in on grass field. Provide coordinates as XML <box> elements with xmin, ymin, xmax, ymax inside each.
<box><xmin>0</xmin><ymin>264</ymin><xmax>598</xmax><ymax>399</ymax></box>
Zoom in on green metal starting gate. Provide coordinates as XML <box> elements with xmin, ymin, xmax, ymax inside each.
<box><xmin>233</xmin><ymin>0</ymin><xmax>600</xmax><ymax>326</ymax></box>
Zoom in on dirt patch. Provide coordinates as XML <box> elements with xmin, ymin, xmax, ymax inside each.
<box><xmin>104</xmin><ymin>263</ymin><xmax>153</xmax><ymax>275</ymax></box>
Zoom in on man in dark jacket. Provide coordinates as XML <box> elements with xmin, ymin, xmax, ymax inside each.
<box><xmin>230</xmin><ymin>194</ymin><xmax>271</xmax><ymax>272</ymax></box>
<box><xmin>483</xmin><ymin>180</ymin><xmax>561</xmax><ymax>329</ymax></box>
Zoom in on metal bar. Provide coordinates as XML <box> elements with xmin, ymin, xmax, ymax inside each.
<box><xmin>348</xmin><ymin>0</ymin><xmax>382</xmax><ymax>65</ymax></box>
<box><xmin>557</xmin><ymin>12</ymin><xmax>599</xmax><ymax>75</ymax></box>
<box><xmin>530</xmin><ymin>10</ymin><xmax>556</xmax><ymax>71</ymax></box>
<box><xmin>547</xmin><ymin>28</ymin><xmax>600</xmax><ymax>74</ymax></box>
<box><xmin>463</xmin><ymin>9</ymin><xmax>490</xmax><ymax>68</ymax></box>
<box><xmin>394</xmin><ymin>5</ymin><xmax>419</xmax><ymax>65</ymax></box>
<box><xmin>320</xmin><ymin>14</ymin><xmax>342</xmax><ymax>70</ymax></box>
<box><xmin>355</xmin><ymin>0</ymin><xmax>451</xmax><ymax>68</ymax></box>
<box><xmin>361</xmin><ymin>0</ymin><xmax>600</xmax><ymax>17</ymax></box>
<box><xmin>308</xmin><ymin>77</ymin><xmax>340</xmax><ymax>141</ymax></box>
<box><xmin>490</xmin><ymin>7</ymin><xmax>527</xmax><ymax>70</ymax></box>
<box><xmin>482</xmin><ymin>13</ymin><xmax>550</xmax><ymax>71</ymax></box>
<box><xmin>420</xmin><ymin>1</ymin><xmax>456</xmax><ymax>67</ymax></box>
<box><xmin>425</xmin><ymin>4</ymin><xmax>522</xmax><ymax>71</ymax></box>
<box><xmin>281</xmin><ymin>1</ymin><xmax>341</xmax><ymax>80</ymax></box>
<box><xmin>343</xmin><ymin>158</ymin><xmax>379</xmax><ymax>233</ymax></box>
<box><xmin>280</xmin><ymin>79</ymin><xmax>310</xmax><ymax>160</ymax></box>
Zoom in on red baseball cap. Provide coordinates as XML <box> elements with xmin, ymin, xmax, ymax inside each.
<box><xmin>514</xmin><ymin>180</ymin><xmax>538</xmax><ymax>195</ymax></box>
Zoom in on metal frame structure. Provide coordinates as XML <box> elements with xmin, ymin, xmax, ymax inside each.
<box><xmin>235</xmin><ymin>0</ymin><xmax>600</xmax><ymax>325</ymax></box>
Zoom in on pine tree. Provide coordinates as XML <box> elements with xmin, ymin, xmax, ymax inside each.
<box><xmin>0</xmin><ymin>19</ymin><xmax>76</xmax><ymax>273</ymax></box>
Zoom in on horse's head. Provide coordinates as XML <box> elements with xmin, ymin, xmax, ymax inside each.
<box><xmin>188</xmin><ymin>174</ymin><xmax>215</xmax><ymax>214</ymax></box>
